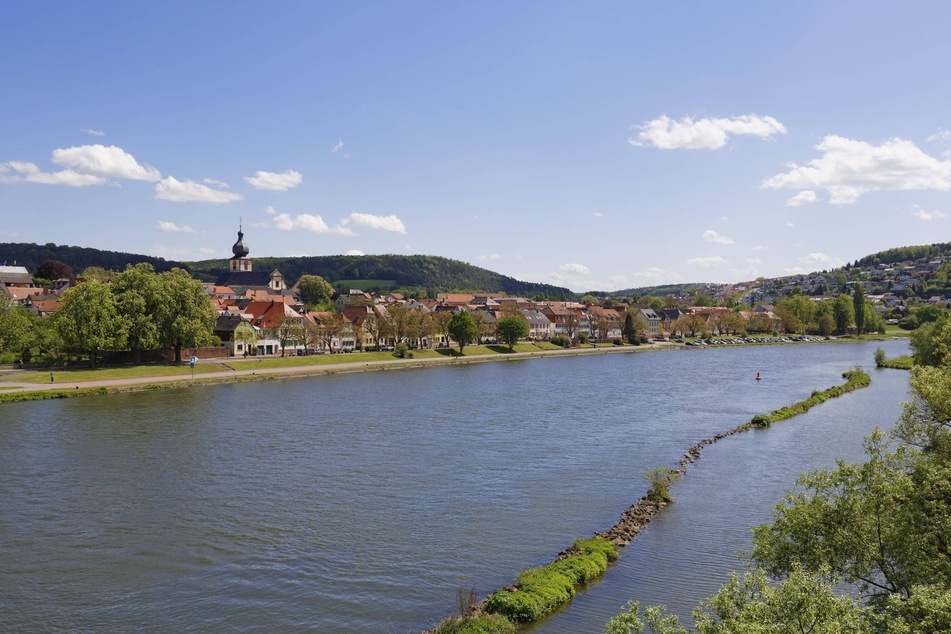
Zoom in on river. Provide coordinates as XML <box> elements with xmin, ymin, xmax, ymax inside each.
<box><xmin>0</xmin><ymin>340</ymin><xmax>910</xmax><ymax>632</ymax></box>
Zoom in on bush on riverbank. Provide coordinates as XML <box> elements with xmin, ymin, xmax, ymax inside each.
<box><xmin>482</xmin><ymin>537</ymin><xmax>619</xmax><ymax>622</ymax></box>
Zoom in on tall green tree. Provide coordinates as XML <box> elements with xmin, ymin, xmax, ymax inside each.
<box><xmin>0</xmin><ymin>298</ymin><xmax>34</xmax><ymax>360</ymax></box>
<box><xmin>112</xmin><ymin>263</ymin><xmax>162</xmax><ymax>363</ymax></box>
<box><xmin>55</xmin><ymin>280</ymin><xmax>126</xmax><ymax>366</ymax></box>
<box><xmin>496</xmin><ymin>314</ymin><xmax>529</xmax><ymax>350</ymax></box>
<box><xmin>447</xmin><ymin>310</ymin><xmax>478</xmax><ymax>354</ymax></box>
<box><xmin>833</xmin><ymin>294</ymin><xmax>854</xmax><ymax>334</ymax></box>
<box><xmin>156</xmin><ymin>268</ymin><xmax>217</xmax><ymax>362</ymax></box>
<box><xmin>297</xmin><ymin>274</ymin><xmax>335</xmax><ymax>308</ymax></box>
<box><xmin>853</xmin><ymin>284</ymin><xmax>866</xmax><ymax>335</ymax></box>
<box><xmin>622</xmin><ymin>311</ymin><xmax>637</xmax><ymax>343</ymax></box>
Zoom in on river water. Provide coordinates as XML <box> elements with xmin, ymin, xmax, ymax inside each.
<box><xmin>0</xmin><ymin>340</ymin><xmax>910</xmax><ymax>633</ymax></box>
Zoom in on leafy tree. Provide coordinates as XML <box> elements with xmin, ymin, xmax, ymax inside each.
<box><xmin>55</xmin><ymin>280</ymin><xmax>126</xmax><ymax>365</ymax></box>
<box><xmin>431</xmin><ymin>310</ymin><xmax>453</xmax><ymax>348</ymax></box>
<box><xmin>79</xmin><ymin>266</ymin><xmax>116</xmax><ymax>283</ymax></box>
<box><xmin>622</xmin><ymin>312</ymin><xmax>637</xmax><ymax>344</ymax></box>
<box><xmin>833</xmin><ymin>294</ymin><xmax>855</xmax><ymax>334</ymax></box>
<box><xmin>155</xmin><ymin>268</ymin><xmax>217</xmax><ymax>362</ymax></box>
<box><xmin>448</xmin><ymin>310</ymin><xmax>478</xmax><ymax>354</ymax></box>
<box><xmin>313</xmin><ymin>312</ymin><xmax>345</xmax><ymax>351</ymax></box>
<box><xmin>35</xmin><ymin>259</ymin><xmax>73</xmax><ymax>283</ymax></box>
<box><xmin>270</xmin><ymin>312</ymin><xmax>302</xmax><ymax>357</ymax></box>
<box><xmin>297</xmin><ymin>274</ymin><xmax>335</xmax><ymax>308</ymax></box>
<box><xmin>853</xmin><ymin>284</ymin><xmax>866</xmax><ymax>334</ymax></box>
<box><xmin>112</xmin><ymin>263</ymin><xmax>162</xmax><ymax>363</ymax></box>
<box><xmin>0</xmin><ymin>298</ymin><xmax>34</xmax><ymax>360</ymax></box>
<box><xmin>234</xmin><ymin>321</ymin><xmax>258</xmax><ymax>356</ymax></box>
<box><xmin>693</xmin><ymin>566</ymin><xmax>866</xmax><ymax>633</ymax></box>
<box><xmin>496</xmin><ymin>314</ymin><xmax>529</xmax><ymax>349</ymax></box>
<box><xmin>910</xmin><ymin>313</ymin><xmax>951</xmax><ymax>367</ymax></box>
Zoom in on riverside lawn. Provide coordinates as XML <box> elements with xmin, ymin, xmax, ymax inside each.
<box><xmin>0</xmin><ymin>335</ymin><xmax>900</xmax><ymax>403</ymax></box>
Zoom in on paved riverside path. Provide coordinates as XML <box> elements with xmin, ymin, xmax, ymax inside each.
<box><xmin>0</xmin><ymin>344</ymin><xmax>677</xmax><ymax>395</ymax></box>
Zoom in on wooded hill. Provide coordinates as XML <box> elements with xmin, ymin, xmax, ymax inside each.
<box><xmin>853</xmin><ymin>242</ymin><xmax>951</xmax><ymax>268</ymax></box>
<box><xmin>0</xmin><ymin>243</ymin><xmax>571</xmax><ymax>298</ymax></box>
<box><xmin>186</xmin><ymin>254</ymin><xmax>572</xmax><ymax>298</ymax></box>
<box><xmin>0</xmin><ymin>242</ymin><xmax>184</xmax><ymax>275</ymax></box>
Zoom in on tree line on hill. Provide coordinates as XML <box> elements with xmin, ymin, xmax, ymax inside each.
<box><xmin>186</xmin><ymin>253</ymin><xmax>572</xmax><ymax>299</ymax></box>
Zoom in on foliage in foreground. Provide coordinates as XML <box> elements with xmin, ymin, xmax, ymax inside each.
<box><xmin>606</xmin><ymin>332</ymin><xmax>951</xmax><ymax>632</ymax></box>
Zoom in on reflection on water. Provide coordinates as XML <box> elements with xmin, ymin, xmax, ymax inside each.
<box><xmin>0</xmin><ymin>340</ymin><xmax>909</xmax><ymax>632</ymax></box>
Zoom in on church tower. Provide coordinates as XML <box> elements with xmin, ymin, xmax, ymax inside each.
<box><xmin>230</xmin><ymin>225</ymin><xmax>252</xmax><ymax>272</ymax></box>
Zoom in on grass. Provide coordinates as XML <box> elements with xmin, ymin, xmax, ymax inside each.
<box><xmin>878</xmin><ymin>355</ymin><xmax>914</xmax><ymax>370</ymax></box>
<box><xmin>6</xmin><ymin>362</ymin><xmax>229</xmax><ymax>384</ymax></box>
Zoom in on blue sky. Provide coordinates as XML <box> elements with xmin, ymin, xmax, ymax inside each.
<box><xmin>3</xmin><ymin>2</ymin><xmax>951</xmax><ymax>292</ymax></box>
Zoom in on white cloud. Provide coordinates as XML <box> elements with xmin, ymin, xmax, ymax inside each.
<box><xmin>156</xmin><ymin>220</ymin><xmax>195</xmax><ymax>233</ymax></box>
<box><xmin>155</xmin><ymin>176</ymin><xmax>244</xmax><ymax>203</ymax></box>
<box><xmin>332</xmin><ymin>140</ymin><xmax>344</xmax><ymax>153</ymax></box>
<box><xmin>82</xmin><ymin>128</ymin><xmax>105</xmax><ymax>137</ymax></box>
<box><xmin>801</xmin><ymin>252</ymin><xmax>845</xmax><ymax>268</ymax></box>
<box><xmin>786</xmin><ymin>220</ymin><xmax>795</xmax><ymax>228</ymax></box>
<box><xmin>265</xmin><ymin>205</ymin><xmax>277</xmax><ymax>215</ymax></box>
<box><xmin>928</xmin><ymin>129</ymin><xmax>951</xmax><ymax>142</ymax></box>
<box><xmin>1</xmin><ymin>160</ymin><xmax>106</xmax><ymax>186</ymax></box>
<box><xmin>244</xmin><ymin>169</ymin><xmax>303</xmax><ymax>191</ymax></box>
<box><xmin>763</xmin><ymin>135</ymin><xmax>951</xmax><ymax>204</ymax></box>
<box><xmin>198</xmin><ymin>247</ymin><xmax>217</xmax><ymax>255</ymax></box>
<box><xmin>786</xmin><ymin>190</ymin><xmax>817</xmax><ymax>207</ymax></box>
<box><xmin>593</xmin><ymin>210</ymin><xmax>603</xmax><ymax>218</ymax></box>
<box><xmin>747</xmin><ymin>257</ymin><xmax>762</xmax><ymax>264</ymax></box>
<box><xmin>702</xmin><ymin>229</ymin><xmax>734</xmax><ymax>245</ymax></box>
<box><xmin>149</xmin><ymin>245</ymin><xmax>193</xmax><ymax>259</ymax></box>
<box><xmin>559</xmin><ymin>263</ymin><xmax>590</xmax><ymax>274</ymax></box>
<box><xmin>339</xmin><ymin>212</ymin><xmax>407</xmax><ymax>234</ymax></box>
<box><xmin>272</xmin><ymin>213</ymin><xmax>353</xmax><ymax>235</ymax></box>
<box><xmin>52</xmin><ymin>144</ymin><xmax>160</xmax><ymax>181</ymax></box>
<box><xmin>477</xmin><ymin>254</ymin><xmax>501</xmax><ymax>261</ymax></box>
<box><xmin>910</xmin><ymin>205</ymin><xmax>946</xmax><ymax>221</ymax></box>
<box><xmin>345</xmin><ymin>249</ymin><xmax>365</xmax><ymax>256</ymax></box>
<box><xmin>752</xmin><ymin>245</ymin><xmax>768</xmax><ymax>251</ymax></box>
<box><xmin>719</xmin><ymin>216</ymin><xmax>730</xmax><ymax>222</ymax></box>
<box><xmin>203</xmin><ymin>178</ymin><xmax>229</xmax><ymax>188</ymax></box>
<box><xmin>688</xmin><ymin>255</ymin><xmax>727</xmax><ymax>268</ymax></box>
<box><xmin>629</xmin><ymin>114</ymin><xmax>787</xmax><ymax>150</ymax></box>
<box><xmin>248</xmin><ymin>222</ymin><xmax>270</xmax><ymax>229</ymax></box>
<box><xmin>631</xmin><ymin>267</ymin><xmax>684</xmax><ymax>286</ymax></box>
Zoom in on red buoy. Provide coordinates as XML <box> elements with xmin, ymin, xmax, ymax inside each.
<box><xmin>756</xmin><ymin>372</ymin><xmax>761</xmax><ymax>381</ymax></box>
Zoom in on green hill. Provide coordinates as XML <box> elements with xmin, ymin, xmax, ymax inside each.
<box><xmin>0</xmin><ymin>242</ymin><xmax>185</xmax><ymax>275</ymax></box>
<box><xmin>186</xmin><ymin>254</ymin><xmax>572</xmax><ymax>299</ymax></box>
<box><xmin>0</xmin><ymin>242</ymin><xmax>571</xmax><ymax>299</ymax></box>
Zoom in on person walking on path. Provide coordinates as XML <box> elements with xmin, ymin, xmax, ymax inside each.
<box><xmin>50</xmin><ymin>370</ymin><xmax>54</xmax><ymax>384</ymax></box>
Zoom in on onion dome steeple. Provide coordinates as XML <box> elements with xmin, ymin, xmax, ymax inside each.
<box><xmin>232</xmin><ymin>225</ymin><xmax>250</xmax><ymax>258</ymax></box>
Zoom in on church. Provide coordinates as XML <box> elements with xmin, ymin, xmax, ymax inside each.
<box><xmin>214</xmin><ymin>226</ymin><xmax>287</xmax><ymax>294</ymax></box>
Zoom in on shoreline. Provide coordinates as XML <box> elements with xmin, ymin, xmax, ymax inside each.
<box><xmin>0</xmin><ymin>343</ymin><xmax>674</xmax><ymax>404</ymax></box>
<box><xmin>0</xmin><ymin>337</ymin><xmax>902</xmax><ymax>405</ymax></box>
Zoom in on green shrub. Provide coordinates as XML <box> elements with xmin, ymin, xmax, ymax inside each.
<box><xmin>573</xmin><ymin>536</ymin><xmax>619</xmax><ymax>562</ymax></box>
<box><xmin>751</xmin><ymin>414</ymin><xmax>771</xmax><ymax>428</ymax></box>
<box><xmin>644</xmin><ymin>467</ymin><xmax>680</xmax><ymax>503</ymax></box>
<box><xmin>393</xmin><ymin>342</ymin><xmax>413</xmax><ymax>358</ymax></box>
<box><xmin>613</xmin><ymin>338</ymin><xmax>623</xmax><ymax>346</ymax></box>
<box><xmin>874</xmin><ymin>347</ymin><xmax>886</xmax><ymax>367</ymax></box>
